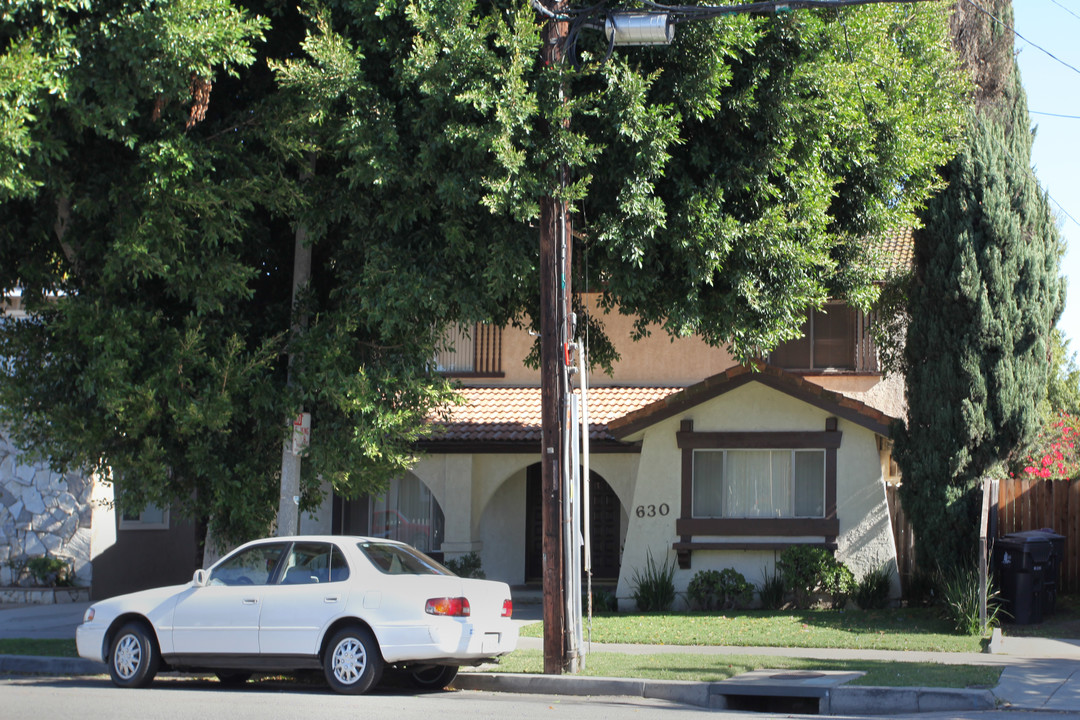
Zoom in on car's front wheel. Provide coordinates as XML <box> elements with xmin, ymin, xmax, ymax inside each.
<box><xmin>408</xmin><ymin>664</ymin><xmax>459</xmax><ymax>690</ymax></box>
<box><xmin>108</xmin><ymin>621</ymin><xmax>160</xmax><ymax>688</ymax></box>
<box><xmin>323</xmin><ymin>626</ymin><xmax>383</xmax><ymax>694</ymax></box>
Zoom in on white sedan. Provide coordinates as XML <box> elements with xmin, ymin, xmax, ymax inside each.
<box><xmin>76</xmin><ymin>535</ymin><xmax>518</xmax><ymax>694</ymax></box>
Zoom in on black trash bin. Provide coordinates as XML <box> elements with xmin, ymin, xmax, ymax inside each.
<box><xmin>1007</xmin><ymin>529</ymin><xmax>1065</xmax><ymax>615</ymax></box>
<box><xmin>995</xmin><ymin>533</ymin><xmax>1053</xmax><ymax>624</ymax></box>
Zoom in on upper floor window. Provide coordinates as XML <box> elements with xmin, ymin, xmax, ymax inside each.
<box><xmin>692</xmin><ymin>449</ymin><xmax>825</xmax><ymax>519</ymax></box>
<box><xmin>119</xmin><ymin>503</ymin><xmax>169</xmax><ymax>530</ymax></box>
<box><xmin>769</xmin><ymin>303</ymin><xmax>878</xmax><ymax>372</ymax></box>
<box><xmin>435</xmin><ymin>323</ymin><xmax>503</xmax><ymax>377</ymax></box>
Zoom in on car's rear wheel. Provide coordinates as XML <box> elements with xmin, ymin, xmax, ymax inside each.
<box><xmin>323</xmin><ymin>626</ymin><xmax>383</xmax><ymax>695</ymax></box>
<box><xmin>408</xmin><ymin>664</ymin><xmax>459</xmax><ymax>690</ymax></box>
<box><xmin>108</xmin><ymin>621</ymin><xmax>160</xmax><ymax>688</ymax></box>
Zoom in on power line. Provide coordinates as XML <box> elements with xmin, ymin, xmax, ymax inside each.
<box><xmin>1051</xmin><ymin>0</ymin><xmax>1080</xmax><ymax>24</ymax></box>
<box><xmin>1031</xmin><ymin>110</ymin><xmax>1080</xmax><ymax>120</ymax></box>
<box><xmin>963</xmin><ymin>0</ymin><xmax>1080</xmax><ymax>78</ymax></box>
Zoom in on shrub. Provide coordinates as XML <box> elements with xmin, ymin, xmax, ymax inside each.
<box><xmin>443</xmin><ymin>552</ymin><xmax>485</xmax><ymax>579</ymax></box>
<box><xmin>630</xmin><ymin>550</ymin><xmax>676</xmax><ymax>612</ymax></box>
<box><xmin>777</xmin><ymin>546</ymin><xmax>854</xmax><ymax>609</ymax></box>
<box><xmin>758</xmin><ymin>565</ymin><xmax>786</xmax><ymax>610</ymax></box>
<box><xmin>24</xmin><ymin>556</ymin><xmax>74</xmax><ymax>587</ymax></box>
<box><xmin>854</xmin><ymin>563</ymin><xmax>894</xmax><ymax>610</ymax></box>
<box><xmin>687</xmin><ymin>568</ymin><xmax>753</xmax><ymax>610</ymax></box>
<box><xmin>587</xmin><ymin>588</ymin><xmax>618</xmax><ymax>612</ymax></box>
<box><xmin>687</xmin><ymin>569</ymin><xmax>722</xmax><ymax>610</ymax></box>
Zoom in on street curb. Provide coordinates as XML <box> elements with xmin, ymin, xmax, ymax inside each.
<box><xmin>0</xmin><ymin>654</ymin><xmax>105</xmax><ymax>676</ymax></box>
<box><xmin>452</xmin><ymin>672</ymin><xmax>996</xmax><ymax>715</ymax></box>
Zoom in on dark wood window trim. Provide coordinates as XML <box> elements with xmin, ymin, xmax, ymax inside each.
<box><xmin>674</xmin><ymin>418</ymin><xmax>840</xmax><ymax>569</ymax></box>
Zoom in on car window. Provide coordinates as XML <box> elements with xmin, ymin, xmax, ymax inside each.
<box><xmin>357</xmin><ymin>541</ymin><xmax>453</xmax><ymax>576</ymax></box>
<box><xmin>208</xmin><ymin>543</ymin><xmax>288</xmax><ymax>586</ymax></box>
<box><xmin>279</xmin><ymin>542</ymin><xmax>350</xmax><ymax>584</ymax></box>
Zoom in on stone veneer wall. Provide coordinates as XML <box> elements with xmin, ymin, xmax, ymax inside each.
<box><xmin>0</xmin><ymin>428</ymin><xmax>94</xmax><ymax>587</ymax></box>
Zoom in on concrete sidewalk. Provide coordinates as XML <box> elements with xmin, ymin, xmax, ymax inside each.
<box><xmin>3</xmin><ymin>600</ymin><xmax>1080</xmax><ymax>713</ymax></box>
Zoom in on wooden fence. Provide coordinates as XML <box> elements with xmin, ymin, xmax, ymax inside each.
<box><xmin>887</xmin><ymin>478</ymin><xmax>1080</xmax><ymax>594</ymax></box>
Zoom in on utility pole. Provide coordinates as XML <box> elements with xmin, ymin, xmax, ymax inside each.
<box><xmin>539</xmin><ymin>0</ymin><xmax>572</xmax><ymax>675</ymax></box>
<box><xmin>277</xmin><ymin>157</ymin><xmax>314</xmax><ymax>537</ymax></box>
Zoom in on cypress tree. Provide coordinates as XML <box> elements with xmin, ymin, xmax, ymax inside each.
<box><xmin>895</xmin><ymin>1</ymin><xmax>1065</xmax><ymax>570</ymax></box>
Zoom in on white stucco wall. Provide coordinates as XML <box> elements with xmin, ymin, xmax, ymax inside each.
<box><xmin>614</xmin><ymin>381</ymin><xmax>897</xmax><ymax>609</ymax></box>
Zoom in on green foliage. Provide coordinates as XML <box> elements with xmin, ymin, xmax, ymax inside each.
<box><xmin>939</xmin><ymin>564</ymin><xmax>1003</xmax><ymax>635</ymax></box>
<box><xmin>777</xmin><ymin>546</ymin><xmax>854</xmax><ymax>609</ymax></box>
<box><xmin>687</xmin><ymin>568</ymin><xmax>754</xmax><ymax>611</ymax></box>
<box><xmin>588</xmin><ymin>587</ymin><xmax>618</xmax><ymax>613</ymax></box>
<box><xmin>903</xmin><ymin>568</ymin><xmax>938</xmax><ymax>608</ymax></box>
<box><xmin>1043</xmin><ymin>329</ymin><xmax>1080</xmax><ymax>419</ymax></box>
<box><xmin>23</xmin><ymin>556</ymin><xmax>74</xmax><ymax>587</ymax></box>
<box><xmin>630</xmin><ymin>550</ymin><xmax>676</xmax><ymax>612</ymax></box>
<box><xmin>442</xmin><ymin>551</ymin><xmax>485</xmax><ymax>579</ymax></box>
<box><xmin>0</xmin><ymin>1</ymin><xmax>966</xmax><ymax>548</ymax></box>
<box><xmin>895</xmin><ymin>1</ymin><xmax>1064</xmax><ymax>572</ymax></box>
<box><xmin>758</xmin><ymin>566</ymin><xmax>787</xmax><ymax>610</ymax></box>
<box><xmin>854</xmin><ymin>563</ymin><xmax>894</xmax><ymax>610</ymax></box>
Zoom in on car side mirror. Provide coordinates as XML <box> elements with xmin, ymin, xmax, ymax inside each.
<box><xmin>192</xmin><ymin>569</ymin><xmax>209</xmax><ymax>587</ymax></box>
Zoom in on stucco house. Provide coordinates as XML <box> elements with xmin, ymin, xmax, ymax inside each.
<box><xmin>312</xmin><ymin>231</ymin><xmax>912</xmax><ymax>607</ymax></box>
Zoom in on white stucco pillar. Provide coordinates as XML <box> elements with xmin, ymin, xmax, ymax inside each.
<box><xmin>438</xmin><ymin>455</ymin><xmax>481</xmax><ymax>556</ymax></box>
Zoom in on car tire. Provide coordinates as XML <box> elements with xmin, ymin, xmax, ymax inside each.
<box><xmin>323</xmin><ymin>626</ymin><xmax>383</xmax><ymax>695</ymax></box>
<box><xmin>408</xmin><ymin>664</ymin><xmax>459</xmax><ymax>690</ymax></box>
<box><xmin>108</xmin><ymin>621</ymin><xmax>160</xmax><ymax>689</ymax></box>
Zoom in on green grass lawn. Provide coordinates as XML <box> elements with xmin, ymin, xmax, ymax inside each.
<box><xmin>490</xmin><ymin>649</ymin><xmax>1001</xmax><ymax>689</ymax></box>
<box><xmin>0</xmin><ymin>638</ymin><xmax>78</xmax><ymax>657</ymax></box>
<box><xmin>519</xmin><ymin>608</ymin><xmax>987</xmax><ymax>653</ymax></box>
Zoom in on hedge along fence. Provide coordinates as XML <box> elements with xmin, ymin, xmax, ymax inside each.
<box><xmin>887</xmin><ymin>479</ymin><xmax>1080</xmax><ymax>594</ymax></box>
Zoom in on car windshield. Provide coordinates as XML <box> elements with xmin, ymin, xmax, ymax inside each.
<box><xmin>357</xmin><ymin>541</ymin><xmax>453</xmax><ymax>576</ymax></box>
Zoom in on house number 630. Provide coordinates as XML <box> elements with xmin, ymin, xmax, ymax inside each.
<box><xmin>635</xmin><ymin>504</ymin><xmax>670</xmax><ymax>518</ymax></box>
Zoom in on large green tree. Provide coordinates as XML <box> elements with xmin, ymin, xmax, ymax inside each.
<box><xmin>0</xmin><ymin>1</ymin><xmax>964</xmax><ymax>548</ymax></box>
<box><xmin>894</xmin><ymin>0</ymin><xmax>1065</xmax><ymax>570</ymax></box>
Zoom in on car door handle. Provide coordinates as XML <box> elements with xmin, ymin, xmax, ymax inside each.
<box><xmin>324</xmin><ymin>596</ymin><xmax>340</xmax><ymax>604</ymax></box>
<box><xmin>242</xmin><ymin>598</ymin><xmax>259</xmax><ymax>605</ymax></box>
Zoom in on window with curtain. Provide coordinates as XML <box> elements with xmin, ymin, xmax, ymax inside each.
<box><xmin>693</xmin><ymin>449</ymin><xmax>825</xmax><ymax>518</ymax></box>
<box><xmin>369</xmin><ymin>474</ymin><xmax>445</xmax><ymax>553</ymax></box>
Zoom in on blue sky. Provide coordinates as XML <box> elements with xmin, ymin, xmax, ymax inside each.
<box><xmin>1014</xmin><ymin>2</ymin><xmax>1080</xmax><ymax>347</ymax></box>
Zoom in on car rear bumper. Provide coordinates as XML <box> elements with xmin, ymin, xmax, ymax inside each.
<box><xmin>376</xmin><ymin>618</ymin><xmax>518</xmax><ymax>664</ymax></box>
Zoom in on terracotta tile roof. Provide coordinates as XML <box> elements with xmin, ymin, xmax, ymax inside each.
<box><xmin>874</xmin><ymin>227</ymin><xmax>914</xmax><ymax>277</ymax></box>
<box><xmin>608</xmin><ymin>362</ymin><xmax>898</xmax><ymax>439</ymax></box>
<box><xmin>428</xmin><ymin>386</ymin><xmax>682</xmax><ymax>444</ymax></box>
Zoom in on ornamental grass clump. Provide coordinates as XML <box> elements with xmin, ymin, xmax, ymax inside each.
<box><xmin>854</xmin><ymin>563</ymin><xmax>894</xmax><ymax>610</ymax></box>
<box><xmin>631</xmin><ymin>550</ymin><xmax>676</xmax><ymax>612</ymax></box>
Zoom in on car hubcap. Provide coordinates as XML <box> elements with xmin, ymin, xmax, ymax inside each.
<box><xmin>331</xmin><ymin>637</ymin><xmax>366</xmax><ymax>685</ymax></box>
<box><xmin>114</xmin><ymin>634</ymin><xmax>141</xmax><ymax>679</ymax></box>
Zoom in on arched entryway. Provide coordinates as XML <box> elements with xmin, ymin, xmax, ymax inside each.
<box><xmin>524</xmin><ymin>464</ymin><xmax>622</xmax><ymax>581</ymax></box>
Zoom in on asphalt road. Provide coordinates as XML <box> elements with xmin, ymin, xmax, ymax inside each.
<box><xmin>1</xmin><ymin>675</ymin><xmax>1075</xmax><ymax>720</ymax></box>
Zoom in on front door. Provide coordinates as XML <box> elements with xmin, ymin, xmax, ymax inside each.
<box><xmin>171</xmin><ymin>541</ymin><xmax>288</xmax><ymax>655</ymax></box>
<box><xmin>525</xmin><ymin>466</ymin><xmax>622</xmax><ymax>581</ymax></box>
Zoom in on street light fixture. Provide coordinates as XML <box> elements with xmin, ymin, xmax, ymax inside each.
<box><xmin>604</xmin><ymin>12</ymin><xmax>674</xmax><ymax>46</ymax></box>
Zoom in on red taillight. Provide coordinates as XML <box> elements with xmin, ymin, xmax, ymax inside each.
<box><xmin>425</xmin><ymin>597</ymin><xmax>471</xmax><ymax>617</ymax></box>
<box><xmin>501</xmin><ymin>598</ymin><xmax>513</xmax><ymax>618</ymax></box>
